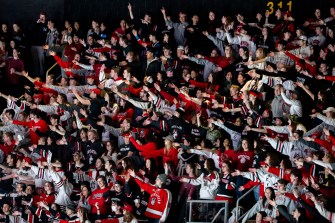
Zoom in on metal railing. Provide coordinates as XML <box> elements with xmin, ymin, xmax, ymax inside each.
<box><xmin>186</xmin><ymin>199</ymin><xmax>229</xmax><ymax>223</ymax></box>
<box><xmin>235</xmin><ymin>185</ymin><xmax>257</xmax><ymax>222</ymax></box>
<box><xmin>45</xmin><ymin>62</ymin><xmax>58</xmax><ymax>79</ymax></box>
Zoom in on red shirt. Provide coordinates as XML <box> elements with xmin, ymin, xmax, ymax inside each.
<box><xmin>142</xmin><ymin>147</ymin><xmax>179</xmax><ymax>167</ymax></box>
<box><xmin>88</xmin><ymin>187</ymin><xmax>110</xmax><ymax>214</ymax></box>
<box><xmin>236</xmin><ymin>150</ymin><xmax>254</xmax><ymax>171</ymax></box>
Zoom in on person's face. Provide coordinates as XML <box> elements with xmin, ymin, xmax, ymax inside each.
<box><xmin>155</xmin><ymin>177</ymin><xmax>163</xmax><ymax>187</ymax></box>
<box><xmin>247</xmin><ymin>117</ymin><xmax>253</xmax><ymax>125</ymax></box>
<box><xmin>44</xmin><ymin>183</ymin><xmax>52</xmax><ymax>192</ymax></box>
<box><xmin>145</xmin><ymin>159</ymin><xmax>151</xmax><ymax>169</ymax></box>
<box><xmin>13</xmin><ymin>24</ymin><xmax>19</xmax><ymax>32</ymax></box>
<box><xmin>106</xmin><ymin>142</ymin><xmax>113</xmax><ymax>151</ymax></box>
<box><xmin>16</xmin><ymin>184</ymin><xmax>23</xmax><ymax>192</ymax></box>
<box><xmin>319</xmin><ymin>63</ymin><xmax>327</xmax><ymax>73</ymax></box>
<box><xmin>144</xmin><ymin>14</ymin><xmax>151</xmax><ymax>23</ymax></box>
<box><xmin>315</xmin><ymin>27</ymin><xmax>322</xmax><ymax>35</ymax></box>
<box><xmin>6</xmin><ymin>155</ymin><xmax>13</xmax><ymax>164</ymax></box>
<box><xmin>239</xmin><ymin>48</ymin><xmax>246</xmax><ymax>57</ymax></box>
<box><xmin>26</xmin><ymin>186</ymin><xmax>33</xmax><ymax>194</ymax></box>
<box><xmin>242</xmin><ymin>140</ymin><xmax>248</xmax><ymax>150</ymax></box>
<box><xmin>284</xmin><ymin>32</ymin><xmax>291</xmax><ymax>40</ymax></box>
<box><xmin>146</xmin><ymin>51</ymin><xmax>154</xmax><ymax>59</ymax></box>
<box><xmin>274</xmin><ymin>118</ymin><xmax>283</xmax><ymax>126</ymax></box>
<box><xmin>12</xmin><ymin>45</ymin><xmax>18</xmax><ymax>56</ymax></box>
<box><xmin>96</xmin><ymin>159</ymin><xmax>103</xmax><ymax>169</ymax></box>
<box><xmin>1</xmin><ymin>24</ymin><xmax>7</xmax><ymax>33</ymax></box>
<box><xmin>177</xmin><ymin>49</ymin><xmax>184</xmax><ymax>57</ymax></box>
<box><xmin>100</xmin><ymin>23</ymin><xmax>106</xmax><ymax>31</ymax></box>
<box><xmin>237</xmin><ymin>74</ymin><xmax>245</xmax><ymax>84</ymax></box>
<box><xmin>264</xmin><ymin>188</ymin><xmax>272</xmax><ymax>199</ymax></box>
<box><xmin>256</xmin><ymin>13</ymin><xmax>262</xmax><ymax>21</ymax></box>
<box><xmin>88</xmin><ymin>131</ymin><xmax>96</xmax><ymax>141</ymax></box>
<box><xmin>87</xmin><ymin>36</ymin><xmax>93</xmax><ymax>44</ymax></box>
<box><xmin>210</xmin><ymin>50</ymin><xmax>218</xmax><ymax>57</ymax></box>
<box><xmin>274</xmin><ymin>86</ymin><xmax>281</xmax><ymax>96</ymax></box>
<box><xmin>256</xmin><ymin>212</ymin><xmax>263</xmax><ymax>222</ymax></box>
<box><xmin>124</xmin><ymin>136</ymin><xmax>130</xmax><ymax>144</ymax></box>
<box><xmin>192</xmin><ymin>15</ymin><xmax>199</xmax><ymax>23</ymax></box>
<box><xmin>123</xmin><ymin>70</ymin><xmax>130</xmax><ymax>79</ymax></box>
<box><xmin>97</xmin><ymin>178</ymin><xmax>105</xmax><ymax>188</ymax></box>
<box><xmin>39</xmin><ymin>14</ymin><xmax>46</xmax><ymax>23</ymax></box>
<box><xmin>114</xmin><ymin>184</ymin><xmax>122</xmax><ymax>192</ymax></box>
<box><xmin>262</xmin><ymin>28</ymin><xmax>268</xmax><ymax>36</ymax></box>
<box><xmin>80</xmin><ymin>130</ymin><xmax>87</xmax><ymax>139</ymax></box>
<box><xmin>121</xmin><ymin>120</ymin><xmax>130</xmax><ymax>130</ymax></box>
<box><xmin>120</xmin><ymin>20</ymin><xmax>126</xmax><ymax>27</ymax></box>
<box><xmin>292</xmin><ymin>209</ymin><xmax>301</xmax><ymax>219</ymax></box>
<box><xmin>315</xmin><ymin>9</ymin><xmax>321</xmax><ymax>18</ymax></box>
<box><xmin>2</xmin><ymin>134</ymin><xmax>9</xmax><ymax>142</ymax></box>
<box><xmin>74</xmin><ymin>54</ymin><xmax>80</xmax><ymax>62</ymax></box>
<box><xmin>2</xmin><ymin>204</ymin><xmax>10</xmax><ymax>213</ymax></box>
<box><xmin>277</xmin><ymin>183</ymin><xmax>285</xmax><ymax>191</ymax></box>
<box><xmin>221</xmin><ymin>16</ymin><xmax>227</xmax><ymax>24</ymax></box>
<box><xmin>92</xmin><ymin>21</ymin><xmax>98</xmax><ymax>29</ymax></box>
<box><xmin>328</xmin><ymin>29</ymin><xmax>334</xmax><ymax>38</ymax></box>
<box><xmin>179</xmin><ymin>14</ymin><xmax>186</xmax><ymax>23</ymax></box>
<box><xmin>73</xmin><ymin>153</ymin><xmax>80</xmax><ymax>161</ymax></box>
<box><xmin>196</xmin><ymin>90</ymin><xmax>202</xmax><ymax>99</ymax></box>
<box><xmin>50</xmin><ymin>117</ymin><xmax>57</xmax><ymax>126</ymax></box>
<box><xmin>275</xmin><ymin>9</ymin><xmax>282</xmax><ymax>17</ymax></box>
<box><xmin>164</xmin><ymin>139</ymin><xmax>172</xmax><ymax>147</ymax></box>
<box><xmin>74</xmin><ymin>22</ymin><xmax>79</xmax><ymax>29</ymax></box>
<box><xmin>209</xmin><ymin>12</ymin><xmax>215</xmax><ymax>20</ymax></box>
<box><xmin>230</xmin><ymin>87</ymin><xmax>238</xmax><ymax>96</ymax></box>
<box><xmin>221</xmin><ymin>163</ymin><xmax>228</xmax><ymax>173</ymax></box>
<box><xmin>186</xmin><ymin>164</ymin><xmax>192</xmax><ymax>174</ymax></box>
<box><xmin>47</xmin><ymin>21</ymin><xmax>54</xmax><ymax>29</ymax></box>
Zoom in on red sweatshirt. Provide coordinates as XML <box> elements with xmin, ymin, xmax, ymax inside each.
<box><xmin>0</xmin><ymin>139</ymin><xmax>16</xmax><ymax>156</ymax></box>
<box><xmin>13</xmin><ymin>119</ymin><xmax>48</xmax><ymax>145</ymax></box>
<box><xmin>141</xmin><ymin>147</ymin><xmax>179</xmax><ymax>167</ymax></box>
<box><xmin>204</xmin><ymin>56</ymin><xmax>233</xmax><ymax>69</ymax></box>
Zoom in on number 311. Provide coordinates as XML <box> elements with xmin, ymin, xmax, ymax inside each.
<box><xmin>267</xmin><ymin>1</ymin><xmax>292</xmax><ymax>15</ymax></box>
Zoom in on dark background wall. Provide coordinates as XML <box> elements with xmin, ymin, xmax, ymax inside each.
<box><xmin>1</xmin><ymin>0</ymin><xmax>334</xmax><ymax>35</ymax></box>
<box><xmin>0</xmin><ymin>0</ymin><xmax>64</xmax><ymax>33</ymax></box>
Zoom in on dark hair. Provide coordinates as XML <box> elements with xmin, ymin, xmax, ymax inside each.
<box><xmin>262</xmin><ymin>187</ymin><xmax>275</xmax><ymax>210</ymax></box>
<box><xmin>5</xmin><ymin>109</ymin><xmax>15</xmax><ymax>118</ymax></box>
<box><xmin>290</xmin><ymin>168</ymin><xmax>302</xmax><ymax>181</ymax></box>
<box><xmin>296</xmin><ymin>207</ymin><xmax>307</xmax><ymax>223</ymax></box>
<box><xmin>277</xmin><ymin>178</ymin><xmax>288</xmax><ymax>185</ymax></box>
<box><xmin>205</xmin><ymin>158</ymin><xmax>216</xmax><ymax>173</ymax></box>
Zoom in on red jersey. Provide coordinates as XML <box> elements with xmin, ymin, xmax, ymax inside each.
<box><xmin>134</xmin><ymin>176</ymin><xmax>172</xmax><ymax>221</ymax></box>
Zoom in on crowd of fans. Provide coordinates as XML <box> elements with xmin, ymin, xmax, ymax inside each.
<box><xmin>1</xmin><ymin>2</ymin><xmax>335</xmax><ymax>223</ymax></box>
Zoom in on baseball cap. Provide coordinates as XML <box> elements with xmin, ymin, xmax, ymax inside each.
<box><xmin>23</xmin><ymin>157</ymin><xmax>32</xmax><ymax>165</ymax></box>
<box><xmin>163</xmin><ymin>135</ymin><xmax>174</xmax><ymax>142</ymax></box>
<box><xmin>122</xmin><ymin>203</ymin><xmax>133</xmax><ymax>212</ymax></box>
<box><xmin>90</xmin><ymin>88</ymin><xmax>101</xmax><ymax>95</ymax></box>
<box><xmin>156</xmin><ymin>174</ymin><xmax>167</xmax><ymax>184</ymax></box>
<box><xmin>298</xmin><ymin>35</ymin><xmax>307</xmax><ymax>41</ymax></box>
<box><xmin>323</xmin><ymin>107</ymin><xmax>335</xmax><ymax>113</ymax></box>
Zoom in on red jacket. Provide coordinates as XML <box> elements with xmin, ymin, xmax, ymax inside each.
<box><xmin>33</xmin><ymin>193</ymin><xmax>55</xmax><ymax>206</ymax></box>
<box><xmin>13</xmin><ymin>119</ymin><xmax>48</xmax><ymax>145</ymax></box>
